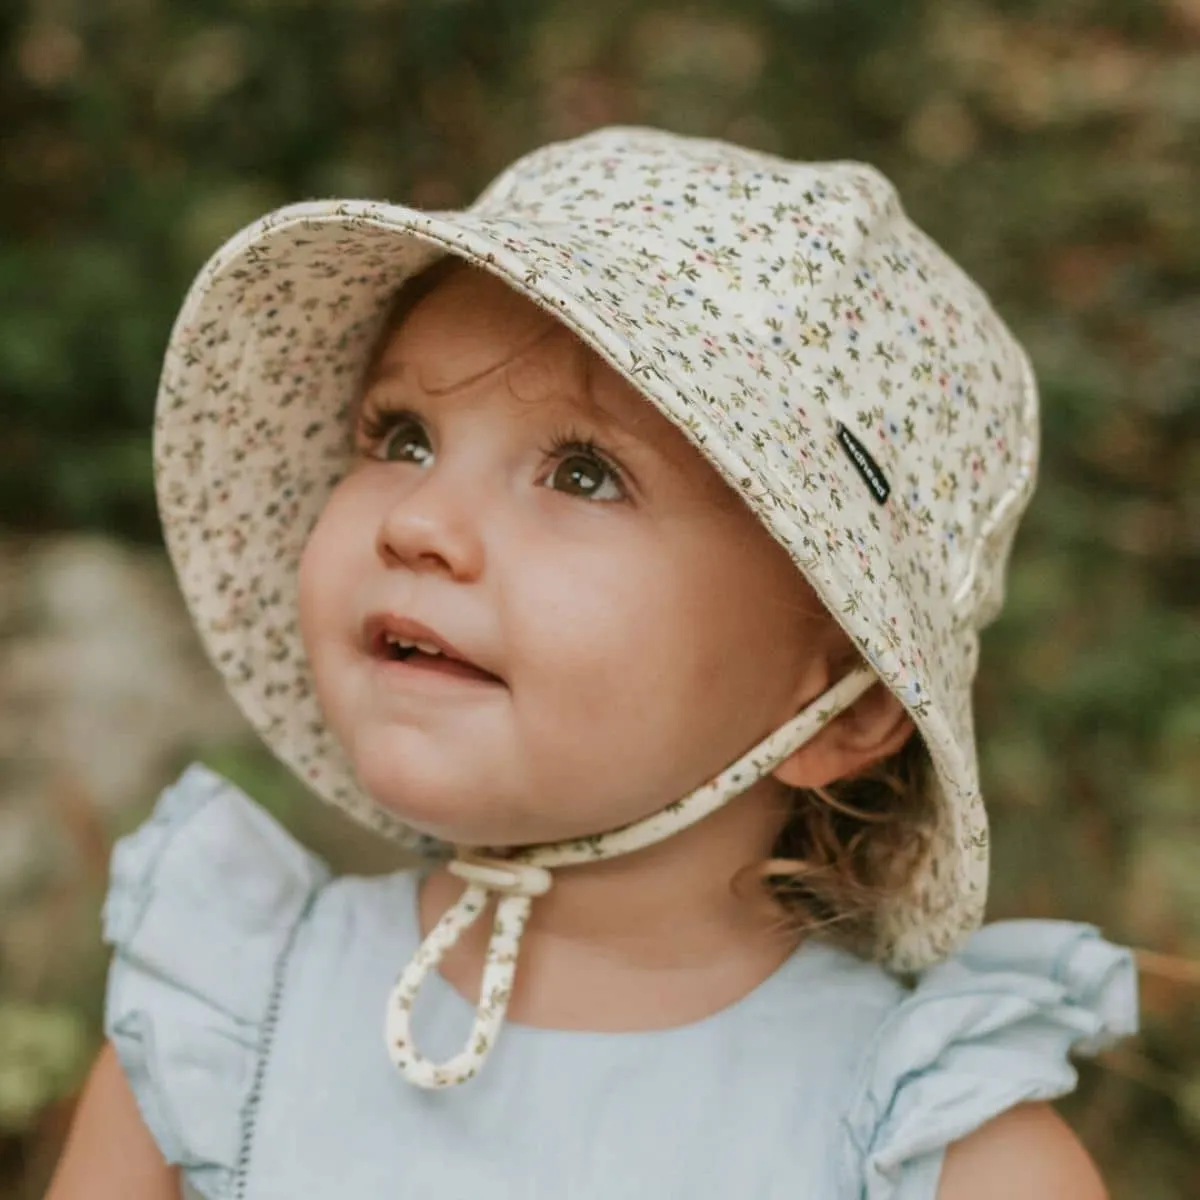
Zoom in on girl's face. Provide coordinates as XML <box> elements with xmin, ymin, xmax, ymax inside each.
<box><xmin>299</xmin><ymin>266</ymin><xmax>836</xmax><ymax>847</ymax></box>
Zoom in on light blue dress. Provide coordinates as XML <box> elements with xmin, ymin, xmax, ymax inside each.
<box><xmin>103</xmin><ymin>765</ymin><xmax>1138</xmax><ymax>1200</ymax></box>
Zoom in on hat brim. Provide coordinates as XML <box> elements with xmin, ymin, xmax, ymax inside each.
<box><xmin>156</xmin><ymin>198</ymin><xmax>993</xmax><ymax>970</ymax></box>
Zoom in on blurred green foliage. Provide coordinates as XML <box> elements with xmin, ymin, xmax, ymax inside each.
<box><xmin>0</xmin><ymin>1004</ymin><xmax>87</xmax><ymax>1136</ymax></box>
<box><xmin>2</xmin><ymin>0</ymin><xmax>1198</xmax><ymax>1196</ymax></box>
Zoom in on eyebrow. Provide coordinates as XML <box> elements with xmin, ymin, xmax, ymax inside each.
<box><xmin>558</xmin><ymin>349</ymin><xmax>629</xmax><ymax>431</ymax></box>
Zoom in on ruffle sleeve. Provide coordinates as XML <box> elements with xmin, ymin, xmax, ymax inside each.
<box><xmin>102</xmin><ymin>763</ymin><xmax>330</xmax><ymax>1200</ymax></box>
<box><xmin>841</xmin><ymin>920</ymin><xmax>1138</xmax><ymax>1200</ymax></box>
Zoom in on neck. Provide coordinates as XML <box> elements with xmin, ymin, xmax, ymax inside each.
<box><xmin>418</xmin><ymin>780</ymin><xmax>803</xmax><ymax>1029</ymax></box>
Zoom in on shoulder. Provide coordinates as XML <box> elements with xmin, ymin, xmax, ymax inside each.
<box><xmin>840</xmin><ymin>920</ymin><xmax>1137</xmax><ymax>1200</ymax></box>
<box><xmin>100</xmin><ymin>765</ymin><xmax>338</xmax><ymax>1195</ymax></box>
<box><xmin>939</xmin><ymin>1103</ymin><xmax>1107</xmax><ymax>1200</ymax></box>
<box><xmin>102</xmin><ymin>762</ymin><xmax>334</xmax><ymax>1037</ymax></box>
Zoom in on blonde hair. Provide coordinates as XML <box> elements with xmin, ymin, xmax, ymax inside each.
<box><xmin>743</xmin><ymin>734</ymin><xmax>936</xmax><ymax>958</ymax></box>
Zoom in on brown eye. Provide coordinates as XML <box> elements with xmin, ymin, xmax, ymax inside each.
<box><xmin>547</xmin><ymin>452</ymin><xmax>623</xmax><ymax>501</ymax></box>
<box><xmin>377</xmin><ymin>416</ymin><xmax>433</xmax><ymax>466</ymax></box>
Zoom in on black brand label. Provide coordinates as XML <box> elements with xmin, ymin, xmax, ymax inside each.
<box><xmin>835</xmin><ymin>423</ymin><xmax>891</xmax><ymax>505</ymax></box>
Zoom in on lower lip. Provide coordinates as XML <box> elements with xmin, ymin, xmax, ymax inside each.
<box><xmin>372</xmin><ymin>652</ymin><xmax>504</xmax><ymax>689</ymax></box>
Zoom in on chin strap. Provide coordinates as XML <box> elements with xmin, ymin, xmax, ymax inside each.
<box><xmin>385</xmin><ymin>666</ymin><xmax>877</xmax><ymax>1088</ymax></box>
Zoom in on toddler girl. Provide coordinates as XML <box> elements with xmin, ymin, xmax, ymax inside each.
<box><xmin>48</xmin><ymin>127</ymin><xmax>1136</xmax><ymax>1199</ymax></box>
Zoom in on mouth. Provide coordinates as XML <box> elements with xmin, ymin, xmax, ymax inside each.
<box><xmin>363</xmin><ymin>615</ymin><xmax>504</xmax><ymax>686</ymax></box>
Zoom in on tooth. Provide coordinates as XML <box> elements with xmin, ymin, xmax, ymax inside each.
<box><xmin>414</xmin><ymin>641</ymin><xmax>443</xmax><ymax>656</ymax></box>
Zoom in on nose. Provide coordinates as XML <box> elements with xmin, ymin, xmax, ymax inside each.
<box><xmin>375</xmin><ymin>467</ymin><xmax>486</xmax><ymax>580</ymax></box>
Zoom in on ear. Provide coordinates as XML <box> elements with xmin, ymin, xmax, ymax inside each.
<box><xmin>770</xmin><ymin>676</ymin><xmax>915</xmax><ymax>790</ymax></box>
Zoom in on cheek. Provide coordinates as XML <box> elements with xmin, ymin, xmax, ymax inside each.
<box><xmin>297</xmin><ymin>491</ymin><xmax>360</xmax><ymax>648</ymax></box>
<box><xmin>296</xmin><ymin>530</ymin><xmax>323</xmax><ymax>650</ymax></box>
<box><xmin>497</xmin><ymin>533</ymin><xmax>670</xmax><ymax>739</ymax></box>
<box><xmin>613</xmin><ymin>524</ymin><xmax>817</xmax><ymax>721</ymax></box>
<box><xmin>509</xmin><ymin>546</ymin><xmax>647</xmax><ymax>675</ymax></box>
<box><xmin>505</xmin><ymin>529</ymin><xmax>759</xmax><ymax>713</ymax></box>
<box><xmin>503</xmin><ymin>529</ymin><xmax>811</xmax><ymax>818</ymax></box>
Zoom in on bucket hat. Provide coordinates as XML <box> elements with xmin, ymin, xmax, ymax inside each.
<box><xmin>154</xmin><ymin>126</ymin><xmax>1039</xmax><ymax>1087</ymax></box>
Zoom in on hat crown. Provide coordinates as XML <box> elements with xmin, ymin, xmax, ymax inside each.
<box><xmin>471</xmin><ymin>127</ymin><xmax>1038</xmax><ymax>631</ymax></box>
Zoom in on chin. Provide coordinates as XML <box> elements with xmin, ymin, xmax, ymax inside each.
<box><xmin>347</xmin><ymin>744</ymin><xmax>529</xmax><ymax>848</ymax></box>
<box><xmin>340</xmin><ymin>727</ymin><xmax>649</xmax><ymax>850</ymax></box>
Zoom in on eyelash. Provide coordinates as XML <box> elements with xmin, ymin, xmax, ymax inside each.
<box><xmin>357</xmin><ymin>400</ymin><xmax>406</xmax><ymax>448</ymax></box>
<box><xmin>538</xmin><ymin>425</ymin><xmax>628</xmax><ymax>498</ymax></box>
<box><xmin>355</xmin><ymin>403</ymin><xmax>629</xmax><ymax>500</ymax></box>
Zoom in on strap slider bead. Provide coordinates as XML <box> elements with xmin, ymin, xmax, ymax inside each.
<box><xmin>448</xmin><ymin>856</ymin><xmax>553</xmax><ymax>897</ymax></box>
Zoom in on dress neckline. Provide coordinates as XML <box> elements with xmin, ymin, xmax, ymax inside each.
<box><xmin>404</xmin><ymin>867</ymin><xmax>842</xmax><ymax>1044</ymax></box>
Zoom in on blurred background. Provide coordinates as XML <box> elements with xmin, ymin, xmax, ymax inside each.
<box><xmin>2</xmin><ymin>0</ymin><xmax>1198</xmax><ymax>1195</ymax></box>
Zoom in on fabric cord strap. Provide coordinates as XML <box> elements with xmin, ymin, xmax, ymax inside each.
<box><xmin>385</xmin><ymin>665</ymin><xmax>878</xmax><ymax>1088</ymax></box>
